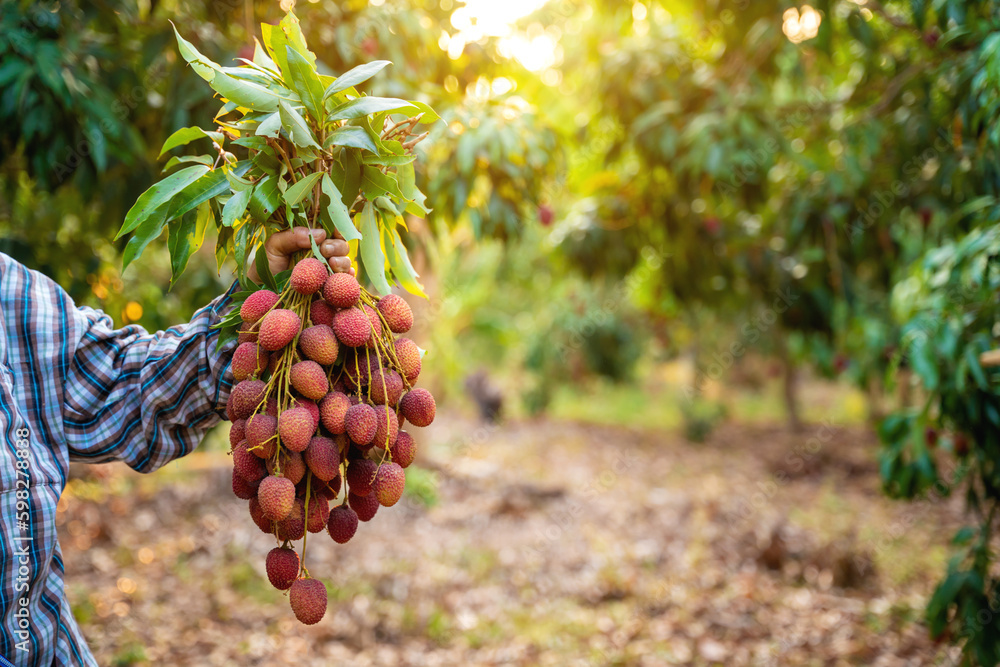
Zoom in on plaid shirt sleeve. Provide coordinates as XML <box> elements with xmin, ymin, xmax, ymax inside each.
<box><xmin>61</xmin><ymin>285</ymin><xmax>238</xmax><ymax>471</ymax></box>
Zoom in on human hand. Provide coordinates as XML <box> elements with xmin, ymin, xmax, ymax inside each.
<box><xmin>247</xmin><ymin>227</ymin><xmax>353</xmax><ymax>284</ymax></box>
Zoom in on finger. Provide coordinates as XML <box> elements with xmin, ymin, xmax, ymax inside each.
<box><xmin>264</xmin><ymin>228</ymin><xmax>326</xmax><ymax>258</ymax></box>
<box><xmin>320</xmin><ymin>239</ymin><xmax>350</xmax><ymax>258</ymax></box>
<box><xmin>328</xmin><ymin>256</ymin><xmax>353</xmax><ymax>274</ymax></box>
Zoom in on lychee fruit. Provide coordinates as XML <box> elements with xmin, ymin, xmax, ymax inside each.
<box><xmin>345</xmin><ymin>403</ymin><xmax>377</xmax><ymax>445</ymax></box>
<box><xmin>240</xmin><ymin>289</ymin><xmax>280</xmax><ymax>324</ymax></box>
<box><xmin>327</xmin><ymin>505</ymin><xmax>359</xmax><ymax>544</ymax></box>
<box><xmin>229</xmin><ymin>419</ymin><xmax>247</xmax><ymax>448</ymax></box>
<box><xmin>306</xmin><ymin>496</ymin><xmax>330</xmax><ymax>533</ymax></box>
<box><xmin>278</xmin><ymin>407</ymin><xmax>314</xmax><ymax>452</ymax></box>
<box><xmin>362</xmin><ymin>304</ymin><xmax>383</xmax><ymax>342</ymax></box>
<box><xmin>373</xmin><ymin>462</ymin><xmax>405</xmax><ymax>507</ymax></box>
<box><xmin>290</xmin><ymin>360</ymin><xmax>329</xmax><ymax>401</ymax></box>
<box><xmin>268</xmin><ymin>450</ymin><xmax>306</xmax><ymax>485</ymax></box>
<box><xmin>391</xmin><ymin>431</ymin><xmax>416</xmax><ymax>468</ymax></box>
<box><xmin>289</xmin><ymin>578</ymin><xmax>327</xmax><ymax>625</ymax></box>
<box><xmin>245</xmin><ymin>414</ymin><xmax>277</xmax><ymax>459</ymax></box>
<box><xmin>232</xmin><ymin>342</ymin><xmax>269</xmax><ymax>381</ymax></box>
<box><xmin>333</xmin><ymin>307</ymin><xmax>371</xmax><ymax>347</ymax></box>
<box><xmin>259</xmin><ymin>309</ymin><xmax>302</xmax><ymax>351</ymax></box>
<box><xmin>394</xmin><ymin>338</ymin><xmax>422</xmax><ymax>384</ymax></box>
<box><xmin>323</xmin><ymin>272</ymin><xmax>361</xmax><ymax>308</ymax></box>
<box><xmin>232</xmin><ymin>468</ymin><xmax>259</xmax><ymax>500</ymax></box>
<box><xmin>227</xmin><ymin>379</ymin><xmax>266</xmax><ymax>421</ymax></box>
<box><xmin>319</xmin><ymin>391</ymin><xmax>351</xmax><ymax>434</ymax></box>
<box><xmin>349</xmin><ymin>491</ymin><xmax>379</xmax><ymax>522</ymax></box>
<box><xmin>314</xmin><ymin>475</ymin><xmax>342</xmax><ymax>500</ymax></box>
<box><xmin>290</xmin><ymin>257</ymin><xmax>328</xmax><ymax>295</ymax></box>
<box><xmin>291</xmin><ymin>397</ymin><xmax>321</xmax><ymax>429</ymax></box>
<box><xmin>299</xmin><ymin>325</ymin><xmax>339</xmax><ymax>365</ymax></box>
<box><xmin>258</xmin><ymin>475</ymin><xmax>296</xmax><ymax>521</ymax></box>
<box><xmin>276</xmin><ymin>498</ymin><xmax>306</xmax><ymax>541</ymax></box>
<box><xmin>237</xmin><ymin>322</ymin><xmax>259</xmax><ymax>344</ymax></box>
<box><xmin>372</xmin><ymin>405</ymin><xmax>399</xmax><ymax>449</ymax></box>
<box><xmin>370</xmin><ymin>370</ymin><xmax>403</xmax><ymax>407</ymax></box>
<box><xmin>310</xmin><ymin>299</ymin><xmax>335</xmax><ymax>327</ymax></box>
<box><xmin>265</xmin><ymin>547</ymin><xmax>300</xmax><ymax>590</ymax></box>
<box><xmin>248</xmin><ymin>497</ymin><xmax>272</xmax><ymax>534</ymax></box>
<box><xmin>233</xmin><ymin>441</ymin><xmax>267</xmax><ymax>484</ymax></box>
<box><xmin>377</xmin><ymin>294</ymin><xmax>413</xmax><ymax>334</ymax></box>
<box><xmin>400</xmin><ymin>388</ymin><xmax>436</xmax><ymax>427</ymax></box>
<box><xmin>305</xmin><ymin>436</ymin><xmax>341</xmax><ymax>481</ymax></box>
<box><xmin>346</xmin><ymin>458</ymin><xmax>377</xmax><ymax>496</ymax></box>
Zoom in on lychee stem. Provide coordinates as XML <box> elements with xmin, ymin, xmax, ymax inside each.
<box><xmin>300</xmin><ymin>472</ymin><xmax>313</xmax><ymax>575</ymax></box>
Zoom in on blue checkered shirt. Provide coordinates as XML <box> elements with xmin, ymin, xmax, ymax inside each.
<box><xmin>0</xmin><ymin>252</ymin><xmax>236</xmax><ymax>666</ymax></box>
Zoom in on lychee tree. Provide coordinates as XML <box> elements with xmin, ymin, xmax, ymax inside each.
<box><xmin>115</xmin><ymin>11</ymin><xmax>439</xmax><ymax>626</ymax></box>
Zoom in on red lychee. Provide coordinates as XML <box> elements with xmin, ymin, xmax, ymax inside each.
<box><xmin>362</xmin><ymin>305</ymin><xmax>383</xmax><ymax>342</ymax></box>
<box><xmin>327</xmin><ymin>505</ymin><xmax>359</xmax><ymax>544</ymax></box>
<box><xmin>227</xmin><ymin>379</ymin><xmax>266</xmax><ymax>421</ymax></box>
<box><xmin>372</xmin><ymin>405</ymin><xmax>399</xmax><ymax>449</ymax></box>
<box><xmin>310</xmin><ymin>299</ymin><xmax>335</xmax><ymax>327</ymax></box>
<box><xmin>349</xmin><ymin>491</ymin><xmax>379</xmax><ymax>522</ymax></box>
<box><xmin>299</xmin><ymin>325</ymin><xmax>339</xmax><ymax>366</ymax></box>
<box><xmin>346</xmin><ymin>458</ymin><xmax>377</xmax><ymax>496</ymax></box>
<box><xmin>400</xmin><ymin>388</ymin><xmax>436</xmax><ymax>427</ymax></box>
<box><xmin>323</xmin><ymin>272</ymin><xmax>361</xmax><ymax>308</ymax></box>
<box><xmin>265</xmin><ymin>547</ymin><xmax>300</xmax><ymax>591</ymax></box>
<box><xmin>319</xmin><ymin>391</ymin><xmax>351</xmax><ymax>434</ymax></box>
<box><xmin>233</xmin><ymin>441</ymin><xmax>267</xmax><ymax>484</ymax></box>
<box><xmin>232</xmin><ymin>342</ymin><xmax>269</xmax><ymax>381</ymax></box>
<box><xmin>305</xmin><ymin>436</ymin><xmax>341</xmax><ymax>481</ymax></box>
<box><xmin>394</xmin><ymin>338</ymin><xmax>422</xmax><ymax>384</ymax></box>
<box><xmin>314</xmin><ymin>475</ymin><xmax>342</xmax><ymax>500</ymax></box>
<box><xmin>333</xmin><ymin>308</ymin><xmax>371</xmax><ymax>347</ymax></box>
<box><xmin>391</xmin><ymin>430</ymin><xmax>416</xmax><ymax>468</ymax></box>
<box><xmin>229</xmin><ymin>419</ymin><xmax>247</xmax><ymax>448</ymax></box>
<box><xmin>377</xmin><ymin>294</ymin><xmax>413</xmax><ymax>334</ymax></box>
<box><xmin>291</xmin><ymin>397</ymin><xmax>321</xmax><ymax>429</ymax></box>
<box><xmin>258</xmin><ymin>309</ymin><xmax>302</xmax><ymax>351</ymax></box>
<box><xmin>345</xmin><ymin>403</ymin><xmax>377</xmax><ymax>445</ymax></box>
<box><xmin>290</xmin><ymin>257</ymin><xmax>328</xmax><ymax>295</ymax></box>
<box><xmin>268</xmin><ymin>450</ymin><xmax>306</xmax><ymax>485</ymax></box>
<box><xmin>248</xmin><ymin>497</ymin><xmax>272</xmax><ymax>534</ymax></box>
<box><xmin>373</xmin><ymin>462</ymin><xmax>405</xmax><ymax>507</ymax></box>
<box><xmin>278</xmin><ymin>407</ymin><xmax>314</xmax><ymax>452</ymax></box>
<box><xmin>258</xmin><ymin>475</ymin><xmax>296</xmax><ymax>521</ymax></box>
<box><xmin>306</xmin><ymin>496</ymin><xmax>330</xmax><ymax>533</ymax></box>
<box><xmin>232</xmin><ymin>468</ymin><xmax>259</xmax><ymax>500</ymax></box>
<box><xmin>240</xmin><ymin>289</ymin><xmax>279</xmax><ymax>324</ymax></box>
<box><xmin>370</xmin><ymin>370</ymin><xmax>403</xmax><ymax>407</ymax></box>
<box><xmin>276</xmin><ymin>498</ymin><xmax>306</xmax><ymax>541</ymax></box>
<box><xmin>237</xmin><ymin>322</ymin><xmax>259</xmax><ymax>345</ymax></box>
<box><xmin>289</xmin><ymin>578</ymin><xmax>327</xmax><ymax>625</ymax></box>
<box><xmin>290</xmin><ymin>360</ymin><xmax>329</xmax><ymax>401</ymax></box>
<box><xmin>245</xmin><ymin>414</ymin><xmax>277</xmax><ymax>459</ymax></box>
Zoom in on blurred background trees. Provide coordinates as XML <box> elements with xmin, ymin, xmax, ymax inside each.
<box><xmin>5</xmin><ymin>0</ymin><xmax>1000</xmax><ymax>659</ymax></box>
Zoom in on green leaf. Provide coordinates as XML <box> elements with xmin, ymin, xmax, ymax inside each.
<box><xmin>397</xmin><ymin>162</ymin><xmax>430</xmax><ymax>215</ymax></box>
<box><xmin>235</xmin><ymin>225</ymin><xmax>253</xmax><ymax>278</ymax></box>
<box><xmin>285</xmin><ymin>46</ymin><xmax>325</xmax><ymax>123</ymax></box>
<box><xmin>222</xmin><ymin>188</ymin><xmax>252</xmax><ymax>227</ymax></box>
<box><xmin>363</xmin><ymin>153</ymin><xmax>416</xmax><ymax>167</ymax></box>
<box><xmin>320</xmin><ymin>174</ymin><xmax>362</xmax><ymax>242</ymax></box>
<box><xmin>339</xmin><ymin>149</ymin><xmax>363</xmax><ymax>208</ymax></box>
<box><xmin>309</xmin><ymin>229</ymin><xmax>328</xmax><ymax>266</ymax></box>
<box><xmin>168</xmin><ymin>201</ymin><xmax>212</xmax><ymax>284</ymax></box>
<box><xmin>163</xmin><ymin>155</ymin><xmax>213</xmax><ymax>172</ymax></box>
<box><xmin>278</xmin><ymin>100</ymin><xmax>321</xmax><ymax>149</ymax></box>
<box><xmin>226</xmin><ymin>168</ymin><xmax>255</xmax><ymax>192</ymax></box>
<box><xmin>361</xmin><ymin>166</ymin><xmax>404</xmax><ymax>200</ymax></box>
<box><xmin>212</xmin><ymin>71</ymin><xmax>283</xmax><ymax>112</ymax></box>
<box><xmin>216</xmin><ymin>225</ymin><xmax>233</xmax><ymax>271</ymax></box>
<box><xmin>159</xmin><ymin>126</ymin><xmax>223</xmax><ymax>157</ymax></box>
<box><xmin>256</xmin><ymin>112</ymin><xmax>282</xmax><ymax>138</ymax></box>
<box><xmin>358</xmin><ymin>202</ymin><xmax>391</xmax><ymax>295</ymax></box>
<box><xmin>249</xmin><ymin>175</ymin><xmax>282</xmax><ymax>222</ymax></box>
<box><xmin>283</xmin><ymin>172</ymin><xmax>324</xmax><ymax>207</ymax></box>
<box><xmin>122</xmin><ymin>206</ymin><xmax>169</xmax><ymax>270</ymax></box>
<box><xmin>384</xmin><ymin>224</ymin><xmax>426</xmax><ymax>298</ymax></box>
<box><xmin>323</xmin><ymin>126</ymin><xmax>379</xmax><ymax>153</ymax></box>
<box><xmin>117</xmin><ymin>165</ymin><xmax>210</xmax><ymax>239</ymax></box>
<box><xmin>164</xmin><ymin>161</ymin><xmax>252</xmax><ymax>223</ymax></box>
<box><xmin>279</xmin><ymin>12</ymin><xmax>316</xmax><ymax>68</ymax></box>
<box><xmin>327</xmin><ymin>97</ymin><xmax>418</xmax><ymax>122</ymax></box>
<box><xmin>408</xmin><ymin>101</ymin><xmax>440</xmax><ymax>125</ymax></box>
<box><xmin>254</xmin><ymin>238</ymin><xmax>278</xmax><ymax>290</ymax></box>
<box><xmin>323</xmin><ymin>60</ymin><xmax>392</xmax><ymax>98</ymax></box>
<box><xmin>171</xmin><ymin>22</ymin><xmax>220</xmax><ymax>82</ymax></box>
<box><xmin>252</xmin><ymin>37</ymin><xmax>279</xmax><ymax>73</ymax></box>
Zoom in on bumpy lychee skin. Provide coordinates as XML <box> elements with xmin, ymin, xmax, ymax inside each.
<box><xmin>258</xmin><ymin>475</ymin><xmax>296</xmax><ymax>521</ymax></box>
<box><xmin>233</xmin><ymin>442</ymin><xmax>267</xmax><ymax>484</ymax></box>
<box><xmin>240</xmin><ymin>289</ymin><xmax>280</xmax><ymax>324</ymax></box>
<box><xmin>289</xmin><ymin>257</ymin><xmax>328</xmax><ymax>295</ymax></box>
<box><xmin>373</xmin><ymin>462</ymin><xmax>406</xmax><ymax>507</ymax></box>
<box><xmin>292</xmin><ymin>398</ymin><xmax>321</xmax><ymax>429</ymax></box>
<box><xmin>377</xmin><ymin>294</ymin><xmax>414</xmax><ymax>334</ymax></box>
<box><xmin>328</xmin><ymin>505</ymin><xmax>359</xmax><ymax>544</ymax></box>
<box><xmin>362</xmin><ymin>305</ymin><xmax>383</xmax><ymax>341</ymax></box>
<box><xmin>345</xmin><ymin>403</ymin><xmax>378</xmax><ymax>445</ymax></box>
<box><xmin>245</xmin><ymin>414</ymin><xmax>277</xmax><ymax>459</ymax></box>
<box><xmin>319</xmin><ymin>392</ymin><xmax>351</xmax><ymax>434</ymax></box>
<box><xmin>372</xmin><ymin>405</ymin><xmax>399</xmax><ymax>449</ymax></box>
<box><xmin>232</xmin><ymin>342</ymin><xmax>269</xmax><ymax>381</ymax></box>
<box><xmin>323</xmin><ymin>272</ymin><xmax>361</xmax><ymax>308</ymax></box>
<box><xmin>310</xmin><ymin>299</ymin><xmax>335</xmax><ymax>327</ymax></box>
<box><xmin>289</xmin><ymin>578</ymin><xmax>327</xmax><ymax>625</ymax></box>
<box><xmin>400</xmin><ymin>388</ymin><xmax>436</xmax><ymax>427</ymax></box>
<box><xmin>349</xmin><ymin>491</ymin><xmax>379</xmax><ymax>522</ymax></box>
<box><xmin>232</xmin><ymin>468</ymin><xmax>258</xmax><ymax>500</ymax></box>
<box><xmin>370</xmin><ymin>370</ymin><xmax>404</xmax><ymax>407</ymax></box>
<box><xmin>258</xmin><ymin>309</ymin><xmax>302</xmax><ymax>352</ymax></box>
<box><xmin>346</xmin><ymin>458</ymin><xmax>378</xmax><ymax>496</ymax></box>
<box><xmin>266</xmin><ymin>547</ymin><xmax>300</xmax><ymax>591</ymax></box>
<box><xmin>290</xmin><ymin>360</ymin><xmax>329</xmax><ymax>401</ymax></box>
<box><xmin>278</xmin><ymin>407</ymin><xmax>314</xmax><ymax>452</ymax></box>
<box><xmin>391</xmin><ymin>430</ymin><xmax>416</xmax><ymax>469</ymax></box>
<box><xmin>229</xmin><ymin>419</ymin><xmax>247</xmax><ymax>448</ymax></box>
<box><xmin>227</xmin><ymin>379</ymin><xmax>266</xmax><ymax>421</ymax></box>
<box><xmin>237</xmin><ymin>322</ymin><xmax>259</xmax><ymax>345</ymax></box>
<box><xmin>333</xmin><ymin>307</ymin><xmax>371</xmax><ymax>347</ymax></box>
<box><xmin>394</xmin><ymin>338</ymin><xmax>422</xmax><ymax>384</ymax></box>
<box><xmin>268</xmin><ymin>450</ymin><xmax>306</xmax><ymax>485</ymax></box>
<box><xmin>299</xmin><ymin>325</ymin><xmax>339</xmax><ymax>366</ymax></box>
<box><xmin>305</xmin><ymin>436</ymin><xmax>341</xmax><ymax>481</ymax></box>
<box><xmin>248</xmin><ymin>498</ymin><xmax>272</xmax><ymax>534</ymax></box>
<box><xmin>306</xmin><ymin>496</ymin><xmax>330</xmax><ymax>533</ymax></box>
<box><xmin>276</xmin><ymin>499</ymin><xmax>306</xmax><ymax>541</ymax></box>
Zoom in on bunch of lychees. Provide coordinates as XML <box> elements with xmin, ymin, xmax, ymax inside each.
<box><xmin>227</xmin><ymin>259</ymin><xmax>434</xmax><ymax>625</ymax></box>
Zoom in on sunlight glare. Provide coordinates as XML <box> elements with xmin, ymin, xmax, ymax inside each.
<box><xmin>444</xmin><ymin>0</ymin><xmax>559</xmax><ymax>72</ymax></box>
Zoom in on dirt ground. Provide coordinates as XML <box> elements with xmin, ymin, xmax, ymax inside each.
<box><xmin>58</xmin><ymin>413</ymin><xmax>965</xmax><ymax>666</ymax></box>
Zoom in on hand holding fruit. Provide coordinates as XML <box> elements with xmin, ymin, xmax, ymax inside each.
<box><xmin>247</xmin><ymin>228</ymin><xmax>354</xmax><ymax>285</ymax></box>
